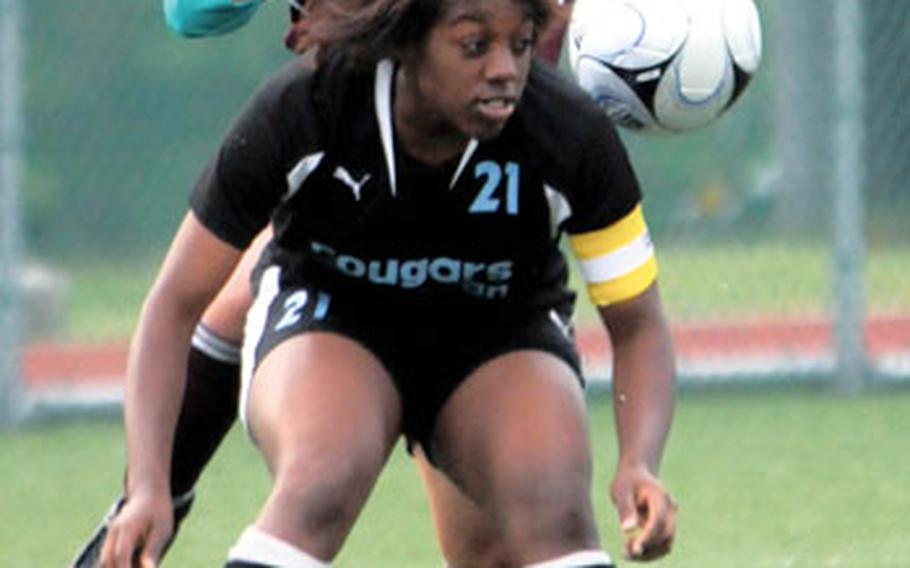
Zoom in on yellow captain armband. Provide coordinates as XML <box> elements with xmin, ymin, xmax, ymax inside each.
<box><xmin>569</xmin><ymin>204</ymin><xmax>658</xmax><ymax>306</ymax></box>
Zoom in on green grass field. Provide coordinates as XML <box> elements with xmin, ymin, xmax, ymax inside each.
<box><xmin>3</xmin><ymin>387</ymin><xmax>909</xmax><ymax>567</ymax></box>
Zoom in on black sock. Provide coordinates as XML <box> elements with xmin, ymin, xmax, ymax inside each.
<box><xmin>170</xmin><ymin>326</ymin><xmax>241</xmax><ymax>496</ymax></box>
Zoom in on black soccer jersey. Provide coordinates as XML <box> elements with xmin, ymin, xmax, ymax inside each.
<box><xmin>190</xmin><ymin>54</ymin><xmax>647</xmax><ymax>319</ymax></box>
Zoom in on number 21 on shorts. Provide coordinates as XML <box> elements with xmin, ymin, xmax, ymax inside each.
<box><xmin>274</xmin><ymin>289</ymin><xmax>332</xmax><ymax>331</ymax></box>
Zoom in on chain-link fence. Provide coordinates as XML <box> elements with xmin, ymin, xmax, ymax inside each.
<box><xmin>583</xmin><ymin>0</ymin><xmax>910</xmax><ymax>386</ymax></box>
<box><xmin>2</xmin><ymin>0</ymin><xmax>908</xmax><ymax>422</ymax></box>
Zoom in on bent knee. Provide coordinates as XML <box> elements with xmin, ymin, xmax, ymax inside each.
<box><xmin>497</xmin><ymin>480</ymin><xmax>599</xmax><ymax>553</ymax></box>
<box><xmin>271</xmin><ymin>455</ymin><xmax>379</xmax><ymax>535</ymax></box>
<box><xmin>447</xmin><ymin>543</ymin><xmax>512</xmax><ymax>568</ymax></box>
<box><xmin>434</xmin><ymin>511</ymin><xmax>515</xmax><ymax>568</ymax></box>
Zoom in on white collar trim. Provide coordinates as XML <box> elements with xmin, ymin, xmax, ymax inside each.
<box><xmin>375</xmin><ymin>59</ymin><xmax>397</xmax><ymax>196</ymax></box>
<box><xmin>374</xmin><ymin>59</ymin><xmax>479</xmax><ymax>196</ymax></box>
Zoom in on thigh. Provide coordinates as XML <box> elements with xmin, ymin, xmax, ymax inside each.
<box><xmin>431</xmin><ymin>350</ymin><xmax>599</xmax><ymax>560</ymax></box>
<box><xmin>241</xmin><ymin>263</ymin><xmax>406</xmax><ymax>455</ymax></box>
<box><xmin>434</xmin><ymin>351</ymin><xmax>592</xmax><ymax>495</ymax></box>
<box><xmin>399</xmin><ymin>308</ymin><xmax>583</xmax><ymax>457</ymax></box>
<box><xmin>248</xmin><ymin>331</ymin><xmax>402</xmax><ymax>478</ymax></box>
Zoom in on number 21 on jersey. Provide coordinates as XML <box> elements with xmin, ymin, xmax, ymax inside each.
<box><xmin>469</xmin><ymin>160</ymin><xmax>520</xmax><ymax>215</ymax></box>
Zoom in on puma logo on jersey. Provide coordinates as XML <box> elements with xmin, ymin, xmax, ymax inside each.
<box><xmin>333</xmin><ymin>166</ymin><xmax>371</xmax><ymax>201</ymax></box>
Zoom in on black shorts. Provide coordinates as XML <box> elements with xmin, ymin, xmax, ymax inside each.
<box><xmin>241</xmin><ymin>266</ymin><xmax>584</xmax><ymax>453</ymax></box>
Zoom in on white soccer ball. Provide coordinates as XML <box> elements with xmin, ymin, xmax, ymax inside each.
<box><xmin>568</xmin><ymin>0</ymin><xmax>763</xmax><ymax>134</ymax></box>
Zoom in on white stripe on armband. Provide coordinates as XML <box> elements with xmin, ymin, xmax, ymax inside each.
<box><xmin>579</xmin><ymin>239</ymin><xmax>657</xmax><ymax>306</ymax></box>
<box><xmin>577</xmin><ymin>231</ymin><xmax>655</xmax><ymax>283</ymax></box>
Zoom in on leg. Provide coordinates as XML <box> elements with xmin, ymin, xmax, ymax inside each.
<box><xmin>228</xmin><ymin>333</ymin><xmax>401</xmax><ymax>564</ymax></box>
<box><xmin>415</xmin><ymin>447</ymin><xmax>513</xmax><ymax>568</ymax></box>
<box><xmin>431</xmin><ymin>351</ymin><xmax>610</xmax><ymax>567</ymax></box>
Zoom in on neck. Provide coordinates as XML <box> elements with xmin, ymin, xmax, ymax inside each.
<box><xmin>393</xmin><ymin>67</ymin><xmax>468</xmax><ymax>166</ymax></box>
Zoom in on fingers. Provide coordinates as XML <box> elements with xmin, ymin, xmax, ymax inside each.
<box><xmin>627</xmin><ymin>487</ymin><xmax>676</xmax><ymax>561</ymax></box>
<box><xmin>139</xmin><ymin>552</ymin><xmax>159</xmax><ymax>568</ymax></box>
<box><xmin>98</xmin><ymin>496</ymin><xmax>173</xmax><ymax>568</ymax></box>
<box><xmin>141</xmin><ymin>520</ymin><xmax>173</xmax><ymax>568</ymax></box>
<box><xmin>615</xmin><ymin>490</ymin><xmax>640</xmax><ymax>545</ymax></box>
<box><xmin>100</xmin><ymin>518</ymin><xmax>144</xmax><ymax>568</ymax></box>
<box><xmin>103</xmin><ymin>522</ymin><xmax>149</xmax><ymax>568</ymax></box>
<box><xmin>611</xmin><ymin>471</ymin><xmax>677</xmax><ymax>562</ymax></box>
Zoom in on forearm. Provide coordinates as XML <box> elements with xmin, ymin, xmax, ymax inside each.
<box><xmin>123</xmin><ymin>293</ymin><xmax>201</xmax><ymax>497</ymax></box>
<box><xmin>610</xmin><ymin>326</ymin><xmax>675</xmax><ymax>473</ymax></box>
<box><xmin>122</xmin><ymin>213</ymin><xmax>243</xmax><ymax>497</ymax></box>
<box><xmin>600</xmin><ymin>286</ymin><xmax>676</xmax><ymax>474</ymax></box>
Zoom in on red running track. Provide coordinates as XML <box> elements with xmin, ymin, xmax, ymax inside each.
<box><xmin>23</xmin><ymin>315</ymin><xmax>910</xmax><ymax>388</ymax></box>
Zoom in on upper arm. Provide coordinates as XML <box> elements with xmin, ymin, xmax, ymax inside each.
<box><xmin>597</xmin><ymin>283</ymin><xmax>667</xmax><ymax>345</ymax></box>
<box><xmin>555</xmin><ymin>108</ymin><xmax>655</xmax><ymax>308</ymax></box>
<box><xmin>163</xmin><ymin>0</ymin><xmax>264</xmax><ymax>37</ymax></box>
<box><xmin>144</xmin><ymin>212</ymin><xmax>245</xmax><ymax>324</ymax></box>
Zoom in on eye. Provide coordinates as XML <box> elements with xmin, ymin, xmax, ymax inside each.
<box><xmin>460</xmin><ymin>36</ymin><xmax>489</xmax><ymax>57</ymax></box>
<box><xmin>511</xmin><ymin>36</ymin><xmax>535</xmax><ymax>55</ymax></box>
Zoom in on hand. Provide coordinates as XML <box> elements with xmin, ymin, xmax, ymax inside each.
<box><xmin>610</xmin><ymin>465</ymin><xmax>677</xmax><ymax>561</ymax></box>
<box><xmin>285</xmin><ymin>0</ymin><xmax>317</xmax><ymax>54</ymax></box>
<box><xmin>99</xmin><ymin>489</ymin><xmax>174</xmax><ymax>568</ymax></box>
<box><xmin>534</xmin><ymin>0</ymin><xmax>574</xmax><ymax>65</ymax></box>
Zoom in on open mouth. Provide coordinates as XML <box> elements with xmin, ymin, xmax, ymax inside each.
<box><xmin>476</xmin><ymin>96</ymin><xmax>517</xmax><ymax>122</ymax></box>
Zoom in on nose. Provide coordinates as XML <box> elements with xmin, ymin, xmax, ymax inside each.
<box><xmin>484</xmin><ymin>44</ymin><xmax>520</xmax><ymax>83</ymax></box>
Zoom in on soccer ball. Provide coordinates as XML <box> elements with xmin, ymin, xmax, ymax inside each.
<box><xmin>567</xmin><ymin>0</ymin><xmax>763</xmax><ymax>134</ymax></box>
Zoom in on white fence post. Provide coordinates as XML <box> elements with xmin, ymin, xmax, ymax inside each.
<box><xmin>832</xmin><ymin>0</ymin><xmax>867</xmax><ymax>391</ymax></box>
<box><xmin>0</xmin><ymin>0</ymin><xmax>25</xmax><ymax>427</ymax></box>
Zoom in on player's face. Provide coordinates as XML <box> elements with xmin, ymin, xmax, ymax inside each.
<box><xmin>398</xmin><ymin>0</ymin><xmax>536</xmax><ymax>146</ymax></box>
